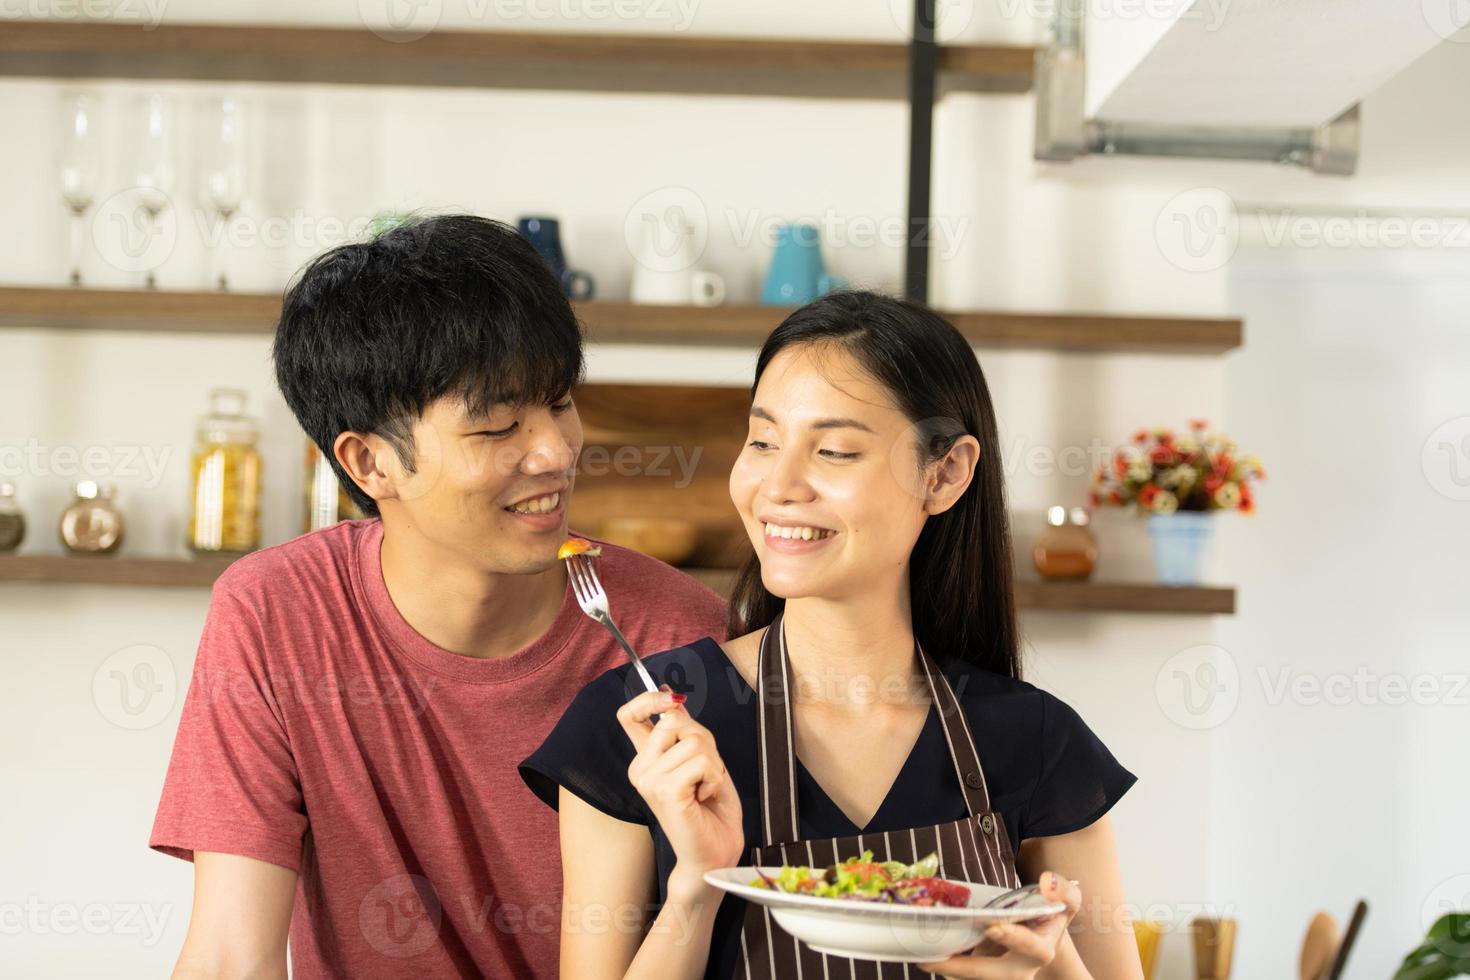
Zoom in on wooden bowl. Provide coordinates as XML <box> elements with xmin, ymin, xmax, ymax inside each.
<box><xmin>599</xmin><ymin>517</ymin><xmax>700</xmax><ymax>566</ymax></box>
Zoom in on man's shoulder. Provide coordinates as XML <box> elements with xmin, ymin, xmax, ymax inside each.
<box><xmin>212</xmin><ymin>519</ymin><xmax>374</xmax><ymax>605</ymax></box>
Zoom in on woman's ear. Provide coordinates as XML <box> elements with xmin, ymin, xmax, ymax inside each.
<box><xmin>924</xmin><ymin>435</ymin><xmax>981</xmax><ymax>516</ymax></box>
<box><xmin>333</xmin><ymin>431</ymin><xmax>396</xmax><ymax>507</ymax></box>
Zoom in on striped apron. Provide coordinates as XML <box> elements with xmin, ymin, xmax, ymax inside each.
<box><xmin>733</xmin><ymin>612</ymin><xmax>1022</xmax><ymax>979</ymax></box>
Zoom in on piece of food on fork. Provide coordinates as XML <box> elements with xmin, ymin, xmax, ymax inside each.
<box><xmin>557</xmin><ymin>537</ymin><xmax>603</xmax><ymax>561</ymax></box>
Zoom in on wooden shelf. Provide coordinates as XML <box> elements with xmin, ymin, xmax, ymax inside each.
<box><xmin>1015</xmin><ymin>580</ymin><xmax>1236</xmax><ymax>615</ymax></box>
<box><xmin>0</xmin><ymin>553</ymin><xmax>240</xmax><ymax>588</ymax></box>
<box><xmin>0</xmin><ymin>287</ymin><xmax>1243</xmax><ymax>354</ymax></box>
<box><xmin>0</xmin><ymin>554</ymin><xmax>1235</xmax><ymax>613</ymax></box>
<box><xmin>0</xmin><ymin>21</ymin><xmax>1034</xmax><ymax>98</ymax></box>
<box><xmin>944</xmin><ymin>309</ymin><xmax>1241</xmax><ymax>355</ymax></box>
<box><xmin>0</xmin><ymin>286</ymin><xmax>281</xmax><ymax>335</ymax></box>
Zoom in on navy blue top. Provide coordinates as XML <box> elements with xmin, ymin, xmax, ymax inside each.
<box><xmin>519</xmin><ymin>636</ymin><xmax>1136</xmax><ymax>980</ymax></box>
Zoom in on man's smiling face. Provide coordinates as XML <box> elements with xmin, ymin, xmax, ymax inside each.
<box><xmin>382</xmin><ymin>393</ymin><xmax>584</xmax><ymax>575</ymax></box>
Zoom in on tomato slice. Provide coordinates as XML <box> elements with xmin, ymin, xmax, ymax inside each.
<box><xmin>900</xmin><ymin>877</ymin><xmax>971</xmax><ymax>907</ymax></box>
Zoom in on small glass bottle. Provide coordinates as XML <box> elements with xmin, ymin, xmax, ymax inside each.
<box><xmin>0</xmin><ymin>482</ymin><xmax>26</xmax><ymax>552</ymax></box>
<box><xmin>60</xmin><ymin>480</ymin><xmax>125</xmax><ymax>554</ymax></box>
<box><xmin>189</xmin><ymin>388</ymin><xmax>262</xmax><ymax>553</ymax></box>
<box><xmin>1032</xmin><ymin>505</ymin><xmax>1098</xmax><ymax>580</ymax></box>
<box><xmin>304</xmin><ymin>440</ymin><xmax>363</xmax><ymax>533</ymax></box>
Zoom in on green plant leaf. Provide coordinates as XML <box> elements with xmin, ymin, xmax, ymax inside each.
<box><xmin>1394</xmin><ymin>914</ymin><xmax>1470</xmax><ymax>980</ymax></box>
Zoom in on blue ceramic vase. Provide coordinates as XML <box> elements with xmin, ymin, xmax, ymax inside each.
<box><xmin>761</xmin><ymin>224</ymin><xmax>845</xmax><ymax>305</ymax></box>
<box><xmin>1147</xmin><ymin>511</ymin><xmax>1214</xmax><ymax>585</ymax></box>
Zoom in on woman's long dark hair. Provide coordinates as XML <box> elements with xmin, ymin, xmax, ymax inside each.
<box><xmin>727</xmin><ymin>290</ymin><xmax>1022</xmax><ymax>680</ymax></box>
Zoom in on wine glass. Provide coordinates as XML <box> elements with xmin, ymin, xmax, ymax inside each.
<box><xmin>58</xmin><ymin>94</ymin><xmax>102</xmax><ymax>287</ymax></box>
<box><xmin>200</xmin><ymin>96</ymin><xmax>246</xmax><ymax>292</ymax></box>
<box><xmin>126</xmin><ymin>93</ymin><xmax>176</xmax><ymax>289</ymax></box>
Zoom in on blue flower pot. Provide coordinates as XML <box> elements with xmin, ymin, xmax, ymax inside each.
<box><xmin>1147</xmin><ymin>511</ymin><xmax>1214</xmax><ymax>585</ymax></box>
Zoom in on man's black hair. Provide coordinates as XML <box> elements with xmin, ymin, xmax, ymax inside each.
<box><xmin>272</xmin><ymin>213</ymin><xmax>585</xmax><ymax>518</ymax></box>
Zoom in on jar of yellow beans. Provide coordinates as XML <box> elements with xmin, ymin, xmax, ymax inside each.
<box><xmin>188</xmin><ymin>388</ymin><xmax>262</xmax><ymax>553</ymax></box>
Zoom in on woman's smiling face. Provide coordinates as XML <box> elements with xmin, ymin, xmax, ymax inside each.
<box><xmin>729</xmin><ymin>343</ymin><xmax>938</xmax><ymax>601</ymax></box>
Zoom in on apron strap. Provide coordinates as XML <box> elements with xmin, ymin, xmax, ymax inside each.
<box><xmin>916</xmin><ymin>645</ymin><xmax>996</xmax><ymax>817</ymax></box>
<box><xmin>756</xmin><ymin>612</ymin><xmax>997</xmax><ymax>847</ymax></box>
<box><xmin>756</xmin><ymin>612</ymin><xmax>799</xmax><ymax>847</ymax></box>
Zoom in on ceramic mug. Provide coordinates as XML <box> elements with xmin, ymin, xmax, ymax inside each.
<box><xmin>517</xmin><ymin>216</ymin><xmax>595</xmax><ymax>300</ymax></box>
<box><xmin>632</xmin><ymin>267</ymin><xmax>726</xmax><ymax>306</ymax></box>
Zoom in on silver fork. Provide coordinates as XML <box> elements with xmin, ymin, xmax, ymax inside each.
<box><xmin>981</xmin><ymin>878</ymin><xmax>1080</xmax><ymax>910</ymax></box>
<box><xmin>565</xmin><ymin>553</ymin><xmax>660</xmax><ymax>695</ymax></box>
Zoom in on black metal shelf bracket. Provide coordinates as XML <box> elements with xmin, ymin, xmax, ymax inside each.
<box><xmin>904</xmin><ymin>0</ymin><xmax>938</xmax><ymax>304</ymax></box>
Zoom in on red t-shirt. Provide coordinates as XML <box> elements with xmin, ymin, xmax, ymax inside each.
<box><xmin>150</xmin><ymin>519</ymin><xmax>728</xmax><ymax>979</ymax></box>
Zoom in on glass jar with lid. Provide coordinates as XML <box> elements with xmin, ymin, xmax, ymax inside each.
<box><xmin>0</xmin><ymin>482</ymin><xmax>26</xmax><ymax>552</ymax></box>
<box><xmin>1031</xmin><ymin>505</ymin><xmax>1098</xmax><ymax>580</ymax></box>
<box><xmin>189</xmin><ymin>388</ymin><xmax>262</xmax><ymax>553</ymax></box>
<box><xmin>60</xmin><ymin>480</ymin><xmax>125</xmax><ymax>553</ymax></box>
<box><xmin>304</xmin><ymin>440</ymin><xmax>363</xmax><ymax>533</ymax></box>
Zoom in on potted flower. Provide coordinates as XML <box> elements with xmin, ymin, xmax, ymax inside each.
<box><xmin>1088</xmin><ymin>419</ymin><xmax>1266</xmax><ymax>585</ymax></box>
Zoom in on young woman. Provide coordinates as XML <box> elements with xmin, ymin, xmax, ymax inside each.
<box><xmin>521</xmin><ymin>291</ymin><xmax>1142</xmax><ymax>979</ymax></box>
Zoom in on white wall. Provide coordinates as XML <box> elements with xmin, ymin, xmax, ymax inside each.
<box><xmin>1</xmin><ymin>3</ymin><xmax>1467</xmax><ymax>977</ymax></box>
<box><xmin>1214</xmin><ymin>242</ymin><xmax>1470</xmax><ymax>980</ymax></box>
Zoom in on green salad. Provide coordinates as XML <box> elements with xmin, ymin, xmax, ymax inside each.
<box><xmin>750</xmin><ymin>851</ymin><xmax>971</xmax><ymax>907</ymax></box>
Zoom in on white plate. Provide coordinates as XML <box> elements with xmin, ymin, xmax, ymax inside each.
<box><xmin>704</xmin><ymin>867</ymin><xmax>1067</xmax><ymax>964</ymax></box>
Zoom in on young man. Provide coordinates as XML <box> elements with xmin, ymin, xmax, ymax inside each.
<box><xmin>150</xmin><ymin>215</ymin><xmax>728</xmax><ymax>979</ymax></box>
